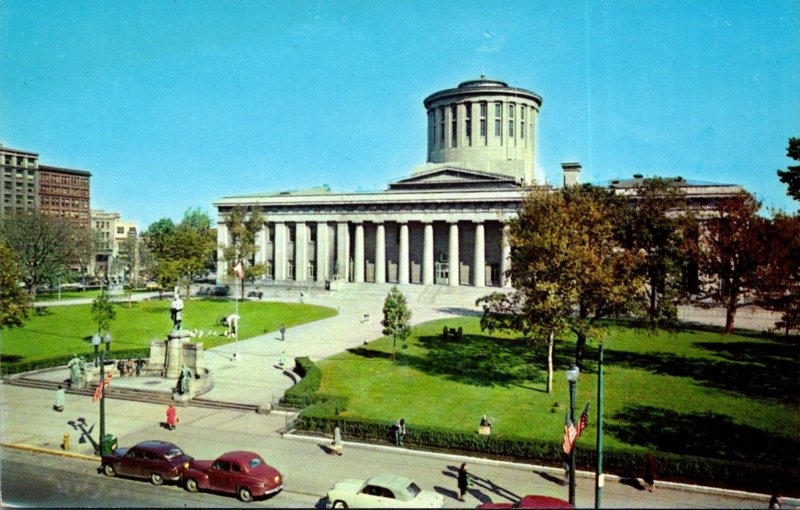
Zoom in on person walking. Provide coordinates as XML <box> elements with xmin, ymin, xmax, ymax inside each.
<box><xmin>457</xmin><ymin>463</ymin><xmax>469</xmax><ymax>501</ymax></box>
<box><xmin>166</xmin><ymin>404</ymin><xmax>178</xmax><ymax>430</ymax></box>
<box><xmin>278</xmin><ymin>351</ymin><xmax>287</xmax><ymax>370</ymax></box>
<box><xmin>54</xmin><ymin>385</ymin><xmax>66</xmax><ymax>412</ymax></box>
<box><xmin>332</xmin><ymin>425</ymin><xmax>343</xmax><ymax>456</ymax></box>
<box><xmin>644</xmin><ymin>451</ymin><xmax>657</xmax><ymax>492</ymax></box>
<box><xmin>393</xmin><ymin>418</ymin><xmax>407</xmax><ymax>446</ymax></box>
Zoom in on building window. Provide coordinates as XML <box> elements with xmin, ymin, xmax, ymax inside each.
<box><xmin>464</xmin><ymin>102</ymin><xmax>471</xmax><ymax>145</ymax></box>
<box><xmin>495</xmin><ymin>102</ymin><xmax>501</xmax><ymax>117</ymax></box>
<box><xmin>439</xmin><ymin>108</ymin><xmax>445</xmax><ymax>147</ymax></box>
<box><xmin>428</xmin><ymin>110</ymin><xmax>435</xmax><ymax>147</ymax></box>
<box><xmin>495</xmin><ymin>118</ymin><xmax>501</xmax><ymax>137</ymax></box>
<box><xmin>450</xmin><ymin>105</ymin><xmax>457</xmax><ymax>147</ymax></box>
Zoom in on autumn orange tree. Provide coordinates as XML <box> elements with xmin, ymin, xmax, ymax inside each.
<box><xmin>690</xmin><ymin>192</ymin><xmax>768</xmax><ymax>334</ymax></box>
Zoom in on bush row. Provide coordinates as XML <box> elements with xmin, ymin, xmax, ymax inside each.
<box><xmin>290</xmin><ymin>358</ymin><xmax>798</xmax><ymax>496</ymax></box>
<box><xmin>280</xmin><ymin>356</ymin><xmax>325</xmax><ymax>408</ymax></box>
<box><xmin>1</xmin><ymin>349</ymin><xmax>151</xmax><ymax>378</ymax></box>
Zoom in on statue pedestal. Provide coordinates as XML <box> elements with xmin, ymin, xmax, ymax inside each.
<box><xmin>166</xmin><ymin>329</ymin><xmax>192</xmax><ymax>379</ymax></box>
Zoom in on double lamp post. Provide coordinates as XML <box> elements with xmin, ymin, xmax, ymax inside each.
<box><xmin>92</xmin><ymin>332</ymin><xmax>112</xmax><ymax>455</ymax></box>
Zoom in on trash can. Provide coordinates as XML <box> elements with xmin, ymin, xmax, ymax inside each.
<box><xmin>100</xmin><ymin>434</ymin><xmax>117</xmax><ymax>456</ymax></box>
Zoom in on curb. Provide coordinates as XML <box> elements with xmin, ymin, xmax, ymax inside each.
<box><xmin>283</xmin><ymin>433</ymin><xmax>786</xmax><ymax>503</ymax></box>
<box><xmin>2</xmin><ymin>442</ymin><xmax>98</xmax><ymax>462</ymax></box>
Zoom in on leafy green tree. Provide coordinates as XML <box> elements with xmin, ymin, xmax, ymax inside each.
<box><xmin>382</xmin><ymin>285</ymin><xmax>412</xmax><ymax>362</ymax></box>
<box><xmin>0</xmin><ymin>212</ymin><xmax>85</xmax><ymax>298</ymax></box>
<box><xmin>777</xmin><ymin>137</ymin><xmax>800</xmax><ymax>202</ymax></box>
<box><xmin>505</xmin><ymin>186</ymin><xmax>646</xmax><ymax>365</ymax></box>
<box><xmin>91</xmin><ymin>290</ymin><xmax>117</xmax><ymax>334</ymax></box>
<box><xmin>0</xmin><ymin>243</ymin><xmax>31</xmax><ymax>329</ymax></box>
<box><xmin>221</xmin><ymin>205</ymin><xmax>266</xmax><ymax>296</ymax></box>
<box><xmin>621</xmin><ymin>178</ymin><xmax>695</xmax><ymax>330</ymax></box>
<box><xmin>690</xmin><ymin>192</ymin><xmax>767</xmax><ymax>334</ymax></box>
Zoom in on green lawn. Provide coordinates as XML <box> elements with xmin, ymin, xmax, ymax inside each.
<box><xmin>318</xmin><ymin>318</ymin><xmax>800</xmax><ymax>464</ymax></box>
<box><xmin>1</xmin><ymin>298</ymin><xmax>337</xmax><ymax>365</ymax></box>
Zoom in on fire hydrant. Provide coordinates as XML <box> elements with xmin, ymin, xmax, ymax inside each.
<box><xmin>62</xmin><ymin>432</ymin><xmax>70</xmax><ymax>451</ymax></box>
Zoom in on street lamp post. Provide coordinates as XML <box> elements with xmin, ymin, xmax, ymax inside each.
<box><xmin>595</xmin><ymin>343</ymin><xmax>604</xmax><ymax>509</ymax></box>
<box><xmin>567</xmin><ymin>364</ymin><xmax>580</xmax><ymax>506</ymax></box>
<box><xmin>101</xmin><ymin>332</ymin><xmax>111</xmax><ymax>452</ymax></box>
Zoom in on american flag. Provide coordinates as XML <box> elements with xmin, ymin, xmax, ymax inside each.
<box><xmin>562</xmin><ymin>412</ymin><xmax>577</xmax><ymax>454</ymax></box>
<box><xmin>233</xmin><ymin>261</ymin><xmax>244</xmax><ymax>280</ymax></box>
<box><xmin>92</xmin><ymin>372</ymin><xmax>113</xmax><ymax>403</ymax></box>
<box><xmin>576</xmin><ymin>402</ymin><xmax>590</xmax><ymax>439</ymax></box>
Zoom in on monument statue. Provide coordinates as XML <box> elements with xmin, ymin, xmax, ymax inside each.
<box><xmin>67</xmin><ymin>355</ymin><xmax>85</xmax><ymax>387</ymax></box>
<box><xmin>170</xmin><ymin>294</ymin><xmax>184</xmax><ymax>331</ymax></box>
<box><xmin>179</xmin><ymin>364</ymin><xmax>193</xmax><ymax>395</ymax></box>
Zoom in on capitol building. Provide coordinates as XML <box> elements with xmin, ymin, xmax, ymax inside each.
<box><xmin>213</xmin><ymin>77</ymin><xmax>741</xmax><ymax>289</ymax></box>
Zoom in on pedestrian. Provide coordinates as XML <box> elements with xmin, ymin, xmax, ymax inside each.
<box><xmin>769</xmin><ymin>494</ymin><xmax>782</xmax><ymax>509</ymax></box>
<box><xmin>226</xmin><ymin>313</ymin><xmax>240</xmax><ymax>336</ymax></box>
<box><xmin>166</xmin><ymin>404</ymin><xmax>178</xmax><ymax>430</ymax></box>
<box><xmin>135</xmin><ymin>358</ymin><xmax>144</xmax><ymax>376</ymax></box>
<box><xmin>644</xmin><ymin>451</ymin><xmax>657</xmax><ymax>492</ymax></box>
<box><xmin>332</xmin><ymin>425</ymin><xmax>343</xmax><ymax>456</ymax></box>
<box><xmin>54</xmin><ymin>385</ymin><xmax>66</xmax><ymax>412</ymax></box>
<box><xmin>457</xmin><ymin>462</ymin><xmax>469</xmax><ymax>501</ymax></box>
<box><xmin>393</xmin><ymin>418</ymin><xmax>407</xmax><ymax>446</ymax></box>
<box><xmin>278</xmin><ymin>351</ymin><xmax>287</xmax><ymax>370</ymax></box>
<box><xmin>280</xmin><ymin>325</ymin><xmax>286</xmax><ymax>341</ymax></box>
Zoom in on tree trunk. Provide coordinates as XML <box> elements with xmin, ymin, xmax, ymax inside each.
<box><xmin>575</xmin><ymin>331</ymin><xmax>587</xmax><ymax>367</ymax></box>
<box><xmin>725</xmin><ymin>307</ymin><xmax>736</xmax><ymax>335</ymax></box>
<box><xmin>546</xmin><ymin>331</ymin><xmax>554</xmax><ymax>394</ymax></box>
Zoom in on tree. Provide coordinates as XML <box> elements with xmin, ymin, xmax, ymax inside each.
<box><xmin>506</xmin><ymin>186</ymin><xmax>646</xmax><ymax>365</ymax></box>
<box><xmin>0</xmin><ymin>243</ymin><xmax>31</xmax><ymax>329</ymax></box>
<box><xmin>777</xmin><ymin>137</ymin><xmax>800</xmax><ymax>202</ymax></box>
<box><xmin>382</xmin><ymin>286</ymin><xmax>412</xmax><ymax>362</ymax></box>
<box><xmin>690</xmin><ymin>192</ymin><xmax>767</xmax><ymax>334</ymax></box>
<box><xmin>0</xmin><ymin>212</ymin><xmax>86</xmax><ymax>298</ymax></box>
<box><xmin>756</xmin><ymin>212</ymin><xmax>800</xmax><ymax>336</ymax></box>
<box><xmin>622</xmin><ymin>178</ymin><xmax>695</xmax><ymax>330</ymax></box>
<box><xmin>221</xmin><ymin>205</ymin><xmax>266</xmax><ymax>297</ymax></box>
<box><xmin>91</xmin><ymin>290</ymin><xmax>117</xmax><ymax>334</ymax></box>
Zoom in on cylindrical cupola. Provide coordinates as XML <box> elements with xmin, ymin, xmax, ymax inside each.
<box><xmin>423</xmin><ymin>77</ymin><xmax>543</xmax><ymax>185</ymax></box>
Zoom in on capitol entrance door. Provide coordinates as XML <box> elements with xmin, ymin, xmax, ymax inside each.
<box><xmin>434</xmin><ymin>262</ymin><xmax>449</xmax><ymax>285</ymax></box>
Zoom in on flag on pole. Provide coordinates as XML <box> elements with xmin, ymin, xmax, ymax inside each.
<box><xmin>92</xmin><ymin>372</ymin><xmax>113</xmax><ymax>403</ymax></box>
<box><xmin>576</xmin><ymin>401</ymin><xmax>590</xmax><ymax>439</ymax></box>
<box><xmin>562</xmin><ymin>411</ymin><xmax>577</xmax><ymax>454</ymax></box>
<box><xmin>233</xmin><ymin>261</ymin><xmax>244</xmax><ymax>280</ymax></box>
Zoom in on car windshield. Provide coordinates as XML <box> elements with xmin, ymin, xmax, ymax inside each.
<box><xmin>406</xmin><ymin>482</ymin><xmax>421</xmax><ymax>497</ymax></box>
<box><xmin>163</xmin><ymin>448</ymin><xmax>184</xmax><ymax>459</ymax></box>
<box><xmin>249</xmin><ymin>457</ymin><xmax>262</xmax><ymax>468</ymax></box>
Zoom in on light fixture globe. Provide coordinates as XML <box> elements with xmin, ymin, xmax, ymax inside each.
<box><xmin>566</xmin><ymin>364</ymin><xmax>580</xmax><ymax>383</ymax></box>
<box><xmin>103</xmin><ymin>333</ymin><xmax>112</xmax><ymax>344</ymax></box>
<box><xmin>91</xmin><ymin>333</ymin><xmax>101</xmax><ymax>346</ymax></box>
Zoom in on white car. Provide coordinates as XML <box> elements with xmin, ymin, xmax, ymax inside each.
<box><xmin>327</xmin><ymin>474</ymin><xmax>444</xmax><ymax>508</ymax></box>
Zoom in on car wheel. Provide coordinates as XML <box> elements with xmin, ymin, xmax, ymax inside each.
<box><xmin>238</xmin><ymin>487</ymin><xmax>253</xmax><ymax>503</ymax></box>
<box><xmin>102</xmin><ymin>464</ymin><xmax>116</xmax><ymax>477</ymax></box>
<box><xmin>149</xmin><ymin>473</ymin><xmax>164</xmax><ymax>486</ymax></box>
<box><xmin>185</xmin><ymin>478</ymin><xmax>199</xmax><ymax>493</ymax></box>
<box><xmin>331</xmin><ymin>500</ymin><xmax>348</xmax><ymax>509</ymax></box>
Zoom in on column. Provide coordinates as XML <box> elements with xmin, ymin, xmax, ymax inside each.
<box><xmin>336</xmin><ymin>222</ymin><xmax>349</xmax><ymax>282</ymax></box>
<box><xmin>501</xmin><ymin>224</ymin><xmax>512</xmax><ymax>287</ymax></box>
<box><xmin>375</xmin><ymin>223</ymin><xmax>386</xmax><ymax>284</ymax></box>
<box><xmin>448</xmin><ymin>222</ymin><xmax>459</xmax><ymax>287</ymax></box>
<box><xmin>316</xmin><ymin>222</ymin><xmax>327</xmax><ymax>282</ymax></box>
<box><xmin>422</xmin><ymin>222</ymin><xmax>434</xmax><ymax>285</ymax></box>
<box><xmin>274</xmin><ymin>222</ymin><xmax>287</xmax><ymax>281</ymax></box>
<box><xmin>354</xmin><ymin>222</ymin><xmax>365</xmax><ymax>283</ymax></box>
<box><xmin>295</xmin><ymin>222</ymin><xmax>307</xmax><ymax>282</ymax></box>
<box><xmin>398</xmin><ymin>222</ymin><xmax>409</xmax><ymax>285</ymax></box>
<box><xmin>216</xmin><ymin>222</ymin><xmax>228</xmax><ymax>283</ymax></box>
<box><xmin>473</xmin><ymin>222</ymin><xmax>485</xmax><ymax>287</ymax></box>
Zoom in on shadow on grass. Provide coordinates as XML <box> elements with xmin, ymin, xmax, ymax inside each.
<box><xmin>606</xmin><ymin>404</ymin><xmax>799</xmax><ymax>463</ymax></box>
<box><xmin>350</xmin><ymin>333</ymin><xmax>574</xmax><ymax>388</ymax></box>
<box><xmin>602</xmin><ymin>342</ymin><xmax>798</xmax><ymax>400</ymax></box>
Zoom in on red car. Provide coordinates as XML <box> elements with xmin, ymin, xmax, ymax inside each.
<box><xmin>478</xmin><ymin>495</ymin><xmax>573</xmax><ymax>509</ymax></box>
<box><xmin>182</xmin><ymin>450</ymin><xmax>284</xmax><ymax>502</ymax></box>
<box><xmin>101</xmin><ymin>440</ymin><xmax>193</xmax><ymax>486</ymax></box>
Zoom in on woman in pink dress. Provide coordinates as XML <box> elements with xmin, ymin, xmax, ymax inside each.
<box><xmin>166</xmin><ymin>404</ymin><xmax>178</xmax><ymax>430</ymax></box>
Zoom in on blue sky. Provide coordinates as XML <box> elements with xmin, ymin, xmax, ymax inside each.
<box><xmin>2</xmin><ymin>0</ymin><xmax>798</xmax><ymax>228</ymax></box>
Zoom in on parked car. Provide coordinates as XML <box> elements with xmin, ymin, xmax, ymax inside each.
<box><xmin>477</xmin><ymin>495</ymin><xmax>573</xmax><ymax>509</ymax></box>
<box><xmin>101</xmin><ymin>440</ymin><xmax>193</xmax><ymax>486</ymax></box>
<box><xmin>182</xmin><ymin>451</ymin><xmax>283</xmax><ymax>502</ymax></box>
<box><xmin>326</xmin><ymin>474</ymin><xmax>444</xmax><ymax>508</ymax></box>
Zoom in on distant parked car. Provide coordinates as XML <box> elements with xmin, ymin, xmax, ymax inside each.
<box><xmin>326</xmin><ymin>474</ymin><xmax>444</xmax><ymax>508</ymax></box>
<box><xmin>182</xmin><ymin>451</ymin><xmax>284</xmax><ymax>502</ymax></box>
<box><xmin>101</xmin><ymin>440</ymin><xmax>193</xmax><ymax>485</ymax></box>
<box><xmin>477</xmin><ymin>495</ymin><xmax>573</xmax><ymax>509</ymax></box>
<box><xmin>145</xmin><ymin>282</ymin><xmax>160</xmax><ymax>290</ymax></box>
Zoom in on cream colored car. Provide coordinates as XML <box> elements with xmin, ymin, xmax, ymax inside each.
<box><xmin>327</xmin><ymin>474</ymin><xmax>444</xmax><ymax>508</ymax></box>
